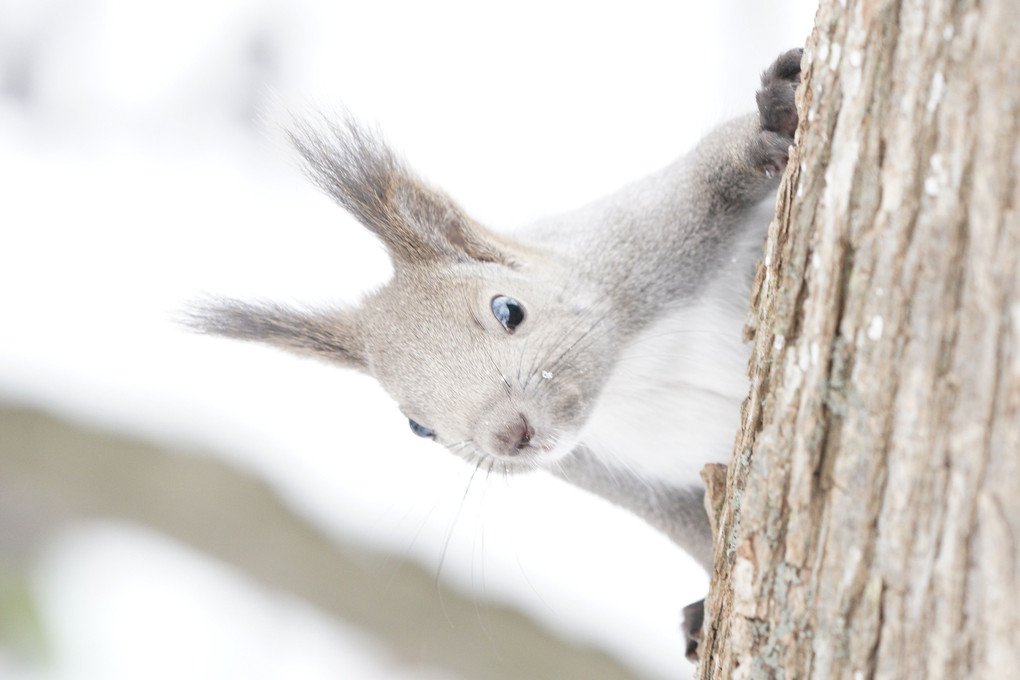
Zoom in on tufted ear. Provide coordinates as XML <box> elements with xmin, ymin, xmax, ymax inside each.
<box><xmin>288</xmin><ymin>113</ymin><xmax>518</xmax><ymax>268</ymax></box>
<box><xmin>184</xmin><ymin>298</ymin><xmax>368</xmax><ymax>371</ymax></box>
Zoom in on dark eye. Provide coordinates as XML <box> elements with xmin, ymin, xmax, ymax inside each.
<box><xmin>491</xmin><ymin>295</ymin><xmax>525</xmax><ymax>332</ymax></box>
<box><xmin>408</xmin><ymin>419</ymin><xmax>435</xmax><ymax>439</ymax></box>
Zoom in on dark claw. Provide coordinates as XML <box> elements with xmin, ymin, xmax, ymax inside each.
<box><xmin>753</xmin><ymin>48</ymin><xmax>803</xmax><ymax>175</ymax></box>
<box><xmin>682</xmin><ymin>598</ymin><xmax>705</xmax><ymax>662</ymax></box>
<box><xmin>761</xmin><ymin>47</ymin><xmax>804</xmax><ymax>87</ymax></box>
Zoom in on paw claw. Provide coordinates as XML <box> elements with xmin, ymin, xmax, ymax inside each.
<box><xmin>682</xmin><ymin>599</ymin><xmax>705</xmax><ymax>663</ymax></box>
<box><xmin>761</xmin><ymin>47</ymin><xmax>804</xmax><ymax>86</ymax></box>
<box><xmin>754</xmin><ymin>48</ymin><xmax>803</xmax><ymax>175</ymax></box>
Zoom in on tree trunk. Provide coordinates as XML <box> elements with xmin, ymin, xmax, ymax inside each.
<box><xmin>698</xmin><ymin>1</ymin><xmax>1020</xmax><ymax>679</ymax></box>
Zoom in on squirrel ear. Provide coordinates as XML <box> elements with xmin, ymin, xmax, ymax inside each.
<box><xmin>288</xmin><ymin>114</ymin><xmax>518</xmax><ymax>268</ymax></box>
<box><xmin>183</xmin><ymin>299</ymin><xmax>368</xmax><ymax>371</ymax></box>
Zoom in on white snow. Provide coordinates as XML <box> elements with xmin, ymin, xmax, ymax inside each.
<box><xmin>926</xmin><ymin>152</ymin><xmax>945</xmax><ymax>196</ymax></box>
<box><xmin>867</xmin><ymin>315</ymin><xmax>885</xmax><ymax>341</ymax></box>
<box><xmin>927</xmin><ymin>71</ymin><xmax>946</xmax><ymax>114</ymax></box>
<box><xmin>828</xmin><ymin>43</ymin><xmax>842</xmax><ymax>70</ymax></box>
<box><xmin>798</xmin><ymin>343</ymin><xmax>812</xmax><ymax>372</ymax></box>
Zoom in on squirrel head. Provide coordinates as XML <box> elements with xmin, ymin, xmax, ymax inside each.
<box><xmin>188</xmin><ymin>115</ymin><xmax>619</xmax><ymax>471</ymax></box>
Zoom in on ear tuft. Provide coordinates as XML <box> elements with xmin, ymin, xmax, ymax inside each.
<box><xmin>287</xmin><ymin>111</ymin><xmax>518</xmax><ymax>267</ymax></box>
<box><xmin>182</xmin><ymin>298</ymin><xmax>368</xmax><ymax>371</ymax></box>
<box><xmin>288</xmin><ymin>113</ymin><xmax>405</xmax><ymax>249</ymax></box>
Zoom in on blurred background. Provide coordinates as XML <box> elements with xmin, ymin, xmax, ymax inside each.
<box><xmin>0</xmin><ymin>2</ymin><xmax>816</xmax><ymax>678</ymax></box>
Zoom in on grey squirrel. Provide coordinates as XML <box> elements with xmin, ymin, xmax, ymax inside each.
<box><xmin>189</xmin><ymin>48</ymin><xmax>802</xmax><ymax>658</ymax></box>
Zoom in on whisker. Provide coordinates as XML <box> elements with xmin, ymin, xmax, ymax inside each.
<box><xmin>519</xmin><ymin>294</ymin><xmax>605</xmax><ymax>387</ymax></box>
<box><xmin>591</xmin><ymin>445</ymin><xmax>659</xmax><ymax>494</ymax></box>
<box><xmin>529</xmin><ymin>312</ymin><xmax>616</xmax><ymax>403</ymax></box>
<box><xmin>435</xmin><ymin>457</ymin><xmax>484</xmax><ymax>589</ymax></box>
<box><xmin>521</xmin><ymin>303</ymin><xmax>607</xmax><ymax>392</ymax></box>
<box><xmin>448</xmin><ymin>440</ymin><xmax>470</xmax><ymax>451</ymax></box>
<box><xmin>482</xmin><ymin>346</ymin><xmax>513</xmax><ymax>397</ymax></box>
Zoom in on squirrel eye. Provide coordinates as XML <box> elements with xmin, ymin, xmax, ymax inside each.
<box><xmin>408</xmin><ymin>419</ymin><xmax>435</xmax><ymax>439</ymax></box>
<box><xmin>491</xmin><ymin>295</ymin><xmax>525</xmax><ymax>332</ymax></box>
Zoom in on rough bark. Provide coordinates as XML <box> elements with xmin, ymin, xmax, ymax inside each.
<box><xmin>698</xmin><ymin>0</ymin><xmax>1020</xmax><ymax>679</ymax></box>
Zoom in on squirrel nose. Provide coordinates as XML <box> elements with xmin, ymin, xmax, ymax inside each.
<box><xmin>496</xmin><ymin>414</ymin><xmax>534</xmax><ymax>456</ymax></box>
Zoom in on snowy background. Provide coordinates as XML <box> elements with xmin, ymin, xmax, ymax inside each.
<box><xmin>0</xmin><ymin>2</ymin><xmax>816</xmax><ymax>679</ymax></box>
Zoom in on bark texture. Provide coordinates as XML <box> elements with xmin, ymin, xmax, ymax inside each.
<box><xmin>698</xmin><ymin>1</ymin><xmax>1020</xmax><ymax>679</ymax></box>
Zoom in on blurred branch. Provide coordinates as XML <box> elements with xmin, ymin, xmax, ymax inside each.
<box><xmin>0</xmin><ymin>403</ymin><xmax>643</xmax><ymax>680</ymax></box>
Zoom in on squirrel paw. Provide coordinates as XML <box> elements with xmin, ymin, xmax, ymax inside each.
<box><xmin>753</xmin><ymin>47</ymin><xmax>803</xmax><ymax>177</ymax></box>
<box><xmin>682</xmin><ymin>598</ymin><xmax>705</xmax><ymax>663</ymax></box>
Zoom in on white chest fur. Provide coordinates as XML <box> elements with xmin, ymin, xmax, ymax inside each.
<box><xmin>578</xmin><ymin>293</ymin><xmax>752</xmax><ymax>488</ymax></box>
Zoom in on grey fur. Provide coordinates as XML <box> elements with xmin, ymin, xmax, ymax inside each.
<box><xmin>187</xmin><ymin>50</ymin><xmax>802</xmax><ymax>573</ymax></box>
<box><xmin>557</xmin><ymin>447</ymin><xmax>715</xmax><ymax>568</ymax></box>
<box><xmin>186</xmin><ymin>299</ymin><xmax>367</xmax><ymax>368</ymax></box>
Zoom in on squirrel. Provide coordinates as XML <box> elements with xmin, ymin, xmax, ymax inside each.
<box><xmin>188</xmin><ymin>48</ymin><xmax>803</xmax><ymax>659</ymax></box>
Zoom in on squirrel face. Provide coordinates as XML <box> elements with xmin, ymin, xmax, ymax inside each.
<box><xmin>360</xmin><ymin>259</ymin><xmax>615</xmax><ymax>472</ymax></box>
